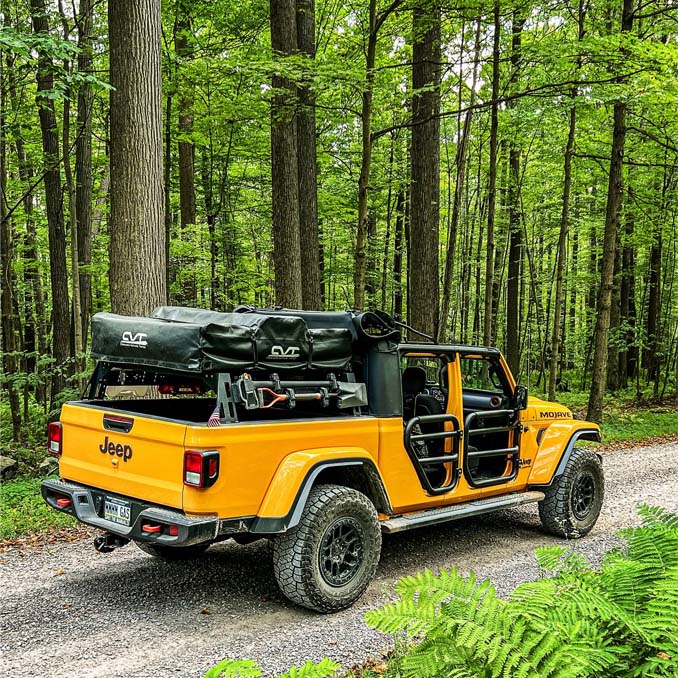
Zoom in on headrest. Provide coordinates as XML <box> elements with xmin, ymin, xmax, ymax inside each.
<box><xmin>402</xmin><ymin>366</ymin><xmax>427</xmax><ymax>396</ymax></box>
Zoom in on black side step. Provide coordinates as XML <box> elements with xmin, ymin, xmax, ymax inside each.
<box><xmin>381</xmin><ymin>491</ymin><xmax>545</xmax><ymax>534</ymax></box>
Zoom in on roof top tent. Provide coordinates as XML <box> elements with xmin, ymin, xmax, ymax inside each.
<box><xmin>88</xmin><ymin>306</ymin><xmax>403</xmax><ymax>422</ymax></box>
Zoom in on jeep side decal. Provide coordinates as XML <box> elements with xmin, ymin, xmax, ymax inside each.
<box><xmin>267</xmin><ymin>345</ymin><xmax>301</xmax><ymax>360</ymax></box>
<box><xmin>120</xmin><ymin>331</ymin><xmax>148</xmax><ymax>349</ymax></box>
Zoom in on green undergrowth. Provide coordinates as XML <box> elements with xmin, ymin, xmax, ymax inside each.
<box><xmin>0</xmin><ymin>477</ymin><xmax>75</xmax><ymax>541</ymax></box>
<box><xmin>210</xmin><ymin>505</ymin><xmax>678</xmax><ymax>678</ymax></box>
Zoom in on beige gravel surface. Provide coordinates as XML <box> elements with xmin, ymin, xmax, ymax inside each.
<box><xmin>1</xmin><ymin>441</ymin><xmax>677</xmax><ymax>678</ymax></box>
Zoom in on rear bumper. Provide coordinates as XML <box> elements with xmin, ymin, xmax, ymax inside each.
<box><xmin>41</xmin><ymin>478</ymin><xmax>220</xmax><ymax>546</ymax></box>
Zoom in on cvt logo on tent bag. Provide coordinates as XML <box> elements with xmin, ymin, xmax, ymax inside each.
<box><xmin>120</xmin><ymin>331</ymin><xmax>148</xmax><ymax>349</ymax></box>
<box><xmin>267</xmin><ymin>345</ymin><xmax>301</xmax><ymax>360</ymax></box>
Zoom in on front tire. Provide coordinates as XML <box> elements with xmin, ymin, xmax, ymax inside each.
<box><xmin>539</xmin><ymin>447</ymin><xmax>604</xmax><ymax>538</ymax></box>
<box><xmin>272</xmin><ymin>484</ymin><xmax>381</xmax><ymax>613</ymax></box>
<box><xmin>135</xmin><ymin>541</ymin><xmax>210</xmax><ymax>561</ymax></box>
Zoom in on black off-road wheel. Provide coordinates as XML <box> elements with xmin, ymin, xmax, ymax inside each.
<box><xmin>135</xmin><ymin>541</ymin><xmax>210</xmax><ymax>561</ymax></box>
<box><xmin>272</xmin><ymin>484</ymin><xmax>381</xmax><ymax>613</ymax></box>
<box><xmin>539</xmin><ymin>448</ymin><xmax>604</xmax><ymax>538</ymax></box>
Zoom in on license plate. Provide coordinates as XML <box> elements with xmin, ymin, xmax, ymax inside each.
<box><xmin>104</xmin><ymin>496</ymin><xmax>131</xmax><ymax>526</ymax></box>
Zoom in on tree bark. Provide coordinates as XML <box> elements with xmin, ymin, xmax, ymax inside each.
<box><xmin>296</xmin><ymin>0</ymin><xmax>322</xmax><ymax>310</ymax></box>
<box><xmin>0</xmin><ymin>53</ymin><xmax>22</xmax><ymax>441</ymax></box>
<box><xmin>409</xmin><ymin>0</ymin><xmax>441</xmax><ymax>338</ymax></box>
<box><xmin>439</xmin><ymin>16</ymin><xmax>481</xmax><ymax>341</ymax></box>
<box><xmin>483</xmin><ymin>1</ymin><xmax>501</xmax><ymax>348</ymax></box>
<box><xmin>270</xmin><ymin>0</ymin><xmax>302</xmax><ymax>308</ymax></box>
<box><xmin>30</xmin><ymin>0</ymin><xmax>70</xmax><ymax>398</ymax></box>
<box><xmin>393</xmin><ymin>189</ymin><xmax>405</xmax><ymax>320</ymax></box>
<box><xmin>108</xmin><ymin>0</ymin><xmax>167</xmax><ymax>315</ymax></box>
<box><xmin>587</xmin><ymin>0</ymin><xmax>633</xmax><ymax>422</ymax></box>
<box><xmin>549</xmin><ymin>0</ymin><xmax>585</xmax><ymax>400</ymax></box>
<box><xmin>504</xmin><ymin>13</ymin><xmax>524</xmax><ymax>377</ymax></box>
<box><xmin>76</xmin><ymin>0</ymin><xmax>94</xmax><ymax>346</ymax></box>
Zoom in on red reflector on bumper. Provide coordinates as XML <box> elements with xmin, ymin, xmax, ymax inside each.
<box><xmin>168</xmin><ymin>525</ymin><xmax>179</xmax><ymax>536</ymax></box>
<box><xmin>56</xmin><ymin>497</ymin><xmax>72</xmax><ymax>508</ymax></box>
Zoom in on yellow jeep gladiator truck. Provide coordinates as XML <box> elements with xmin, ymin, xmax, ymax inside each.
<box><xmin>42</xmin><ymin>306</ymin><xmax>603</xmax><ymax>612</ymax></box>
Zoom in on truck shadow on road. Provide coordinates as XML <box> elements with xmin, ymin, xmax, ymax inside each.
<box><xmin>53</xmin><ymin>507</ymin><xmax>550</xmax><ymax>620</ymax></box>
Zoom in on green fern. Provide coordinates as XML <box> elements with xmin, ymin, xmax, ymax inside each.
<box><xmin>203</xmin><ymin>659</ymin><xmax>262</xmax><ymax>678</ymax></box>
<box><xmin>367</xmin><ymin>505</ymin><xmax>678</xmax><ymax>678</ymax></box>
<box><xmin>204</xmin><ymin>657</ymin><xmax>339</xmax><ymax>678</ymax></box>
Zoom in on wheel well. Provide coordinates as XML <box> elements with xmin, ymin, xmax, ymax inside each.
<box><xmin>313</xmin><ymin>464</ymin><xmax>391</xmax><ymax>515</ymax></box>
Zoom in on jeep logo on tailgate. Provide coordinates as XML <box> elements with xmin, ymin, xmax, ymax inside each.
<box><xmin>99</xmin><ymin>436</ymin><xmax>133</xmax><ymax>462</ymax></box>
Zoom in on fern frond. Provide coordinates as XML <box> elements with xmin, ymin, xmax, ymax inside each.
<box><xmin>278</xmin><ymin>658</ymin><xmax>340</xmax><ymax>678</ymax></box>
<box><xmin>637</xmin><ymin>503</ymin><xmax>678</xmax><ymax>529</ymax></box>
<box><xmin>203</xmin><ymin>659</ymin><xmax>262</xmax><ymax>678</ymax></box>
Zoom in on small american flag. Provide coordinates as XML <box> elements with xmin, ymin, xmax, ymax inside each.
<box><xmin>207</xmin><ymin>404</ymin><xmax>222</xmax><ymax>427</ymax></box>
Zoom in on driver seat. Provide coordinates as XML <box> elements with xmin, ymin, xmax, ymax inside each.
<box><xmin>402</xmin><ymin>367</ymin><xmax>445</xmax><ymax>457</ymax></box>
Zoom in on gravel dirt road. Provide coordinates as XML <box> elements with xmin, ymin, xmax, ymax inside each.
<box><xmin>2</xmin><ymin>441</ymin><xmax>677</xmax><ymax>678</ymax></box>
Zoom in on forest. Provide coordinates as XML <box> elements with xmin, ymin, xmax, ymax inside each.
<box><xmin>1</xmin><ymin>0</ymin><xmax>678</xmax><ymax>447</ymax></box>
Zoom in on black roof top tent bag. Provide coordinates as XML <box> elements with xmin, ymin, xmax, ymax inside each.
<box><xmin>90</xmin><ymin>306</ymin><xmax>388</xmax><ymax>373</ymax></box>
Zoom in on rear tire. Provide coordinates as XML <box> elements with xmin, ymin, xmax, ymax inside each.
<box><xmin>135</xmin><ymin>541</ymin><xmax>210</xmax><ymax>561</ymax></box>
<box><xmin>272</xmin><ymin>484</ymin><xmax>381</xmax><ymax>613</ymax></box>
<box><xmin>539</xmin><ymin>448</ymin><xmax>604</xmax><ymax>538</ymax></box>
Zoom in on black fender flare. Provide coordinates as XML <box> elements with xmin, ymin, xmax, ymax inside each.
<box><xmin>250</xmin><ymin>457</ymin><xmax>391</xmax><ymax>535</ymax></box>
<box><xmin>530</xmin><ymin>428</ymin><xmax>602</xmax><ymax>489</ymax></box>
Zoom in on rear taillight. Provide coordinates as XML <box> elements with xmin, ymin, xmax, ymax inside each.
<box><xmin>183</xmin><ymin>450</ymin><xmax>219</xmax><ymax>488</ymax></box>
<box><xmin>48</xmin><ymin>422</ymin><xmax>62</xmax><ymax>457</ymax></box>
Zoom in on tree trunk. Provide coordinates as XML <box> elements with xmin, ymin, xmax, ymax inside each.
<box><xmin>619</xmin><ymin>185</ymin><xmax>636</xmax><ymax>387</ymax></box>
<box><xmin>439</xmin><ymin>16</ymin><xmax>481</xmax><ymax>342</ymax></box>
<box><xmin>548</xmin><ymin>99</ymin><xmax>576</xmax><ymax>400</ymax></box>
<box><xmin>31</xmin><ymin>0</ymin><xmax>70</xmax><ymax>398</ymax></box>
<box><xmin>76</xmin><ymin>0</ymin><xmax>94</xmax><ymax>347</ymax></box>
<box><xmin>0</xmin><ymin>55</ymin><xmax>22</xmax><ymax>441</ymax></box>
<box><xmin>296</xmin><ymin>0</ymin><xmax>322</xmax><ymax>310</ymax></box>
<box><xmin>176</xmin><ymin>13</ymin><xmax>197</xmax><ymax>305</ymax></box>
<box><xmin>504</xmin><ymin>13</ymin><xmax>524</xmax><ymax>377</ymax></box>
<box><xmin>483</xmin><ymin>1</ymin><xmax>500</xmax><ymax>348</ymax></box>
<box><xmin>393</xmin><ymin>189</ymin><xmax>405</xmax><ymax>320</ymax></box>
<box><xmin>270</xmin><ymin>0</ymin><xmax>302</xmax><ymax>308</ymax></box>
<box><xmin>409</xmin><ymin>0</ymin><xmax>441</xmax><ymax>338</ymax></box>
<box><xmin>587</xmin><ymin>0</ymin><xmax>633</xmax><ymax>423</ymax></box>
<box><xmin>354</xmin><ymin>0</ymin><xmax>377</xmax><ymax>310</ymax></box>
<box><xmin>108</xmin><ymin>0</ymin><xmax>167</xmax><ymax>315</ymax></box>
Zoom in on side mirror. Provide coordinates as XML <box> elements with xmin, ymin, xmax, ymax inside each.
<box><xmin>514</xmin><ymin>385</ymin><xmax>528</xmax><ymax>411</ymax></box>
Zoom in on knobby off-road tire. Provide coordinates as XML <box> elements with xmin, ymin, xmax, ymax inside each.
<box><xmin>272</xmin><ymin>484</ymin><xmax>382</xmax><ymax>613</ymax></box>
<box><xmin>135</xmin><ymin>541</ymin><xmax>210</xmax><ymax>561</ymax></box>
<box><xmin>539</xmin><ymin>447</ymin><xmax>604</xmax><ymax>538</ymax></box>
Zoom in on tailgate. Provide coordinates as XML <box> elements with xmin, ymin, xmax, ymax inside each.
<box><xmin>58</xmin><ymin>403</ymin><xmax>187</xmax><ymax>509</ymax></box>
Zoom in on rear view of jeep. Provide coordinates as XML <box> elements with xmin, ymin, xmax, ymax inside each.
<box><xmin>42</xmin><ymin>305</ymin><xmax>603</xmax><ymax>612</ymax></box>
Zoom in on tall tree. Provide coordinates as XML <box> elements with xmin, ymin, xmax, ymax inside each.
<box><xmin>409</xmin><ymin>0</ymin><xmax>440</xmax><ymax>338</ymax></box>
<box><xmin>270</xmin><ymin>0</ymin><xmax>302</xmax><ymax>308</ymax></box>
<box><xmin>439</xmin><ymin>16</ymin><xmax>482</xmax><ymax>341</ymax></box>
<box><xmin>504</xmin><ymin>12</ymin><xmax>525</xmax><ymax>376</ymax></box>
<box><xmin>30</xmin><ymin>0</ymin><xmax>70</xmax><ymax>397</ymax></box>
<box><xmin>296</xmin><ymin>0</ymin><xmax>322</xmax><ymax>310</ymax></box>
<box><xmin>176</xmin><ymin>6</ymin><xmax>197</xmax><ymax>304</ymax></box>
<box><xmin>548</xmin><ymin>0</ymin><xmax>584</xmax><ymax>401</ymax></box>
<box><xmin>75</xmin><ymin>0</ymin><xmax>94</xmax><ymax>347</ymax></box>
<box><xmin>0</xmin><ymin>51</ymin><xmax>22</xmax><ymax>440</ymax></box>
<box><xmin>483</xmin><ymin>1</ymin><xmax>501</xmax><ymax>348</ymax></box>
<box><xmin>587</xmin><ymin>0</ymin><xmax>634</xmax><ymax>422</ymax></box>
<box><xmin>108</xmin><ymin>0</ymin><xmax>167</xmax><ymax>315</ymax></box>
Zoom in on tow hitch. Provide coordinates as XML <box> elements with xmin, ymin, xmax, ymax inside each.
<box><xmin>94</xmin><ymin>533</ymin><xmax>130</xmax><ymax>553</ymax></box>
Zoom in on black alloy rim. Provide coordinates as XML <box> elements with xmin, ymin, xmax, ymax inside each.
<box><xmin>572</xmin><ymin>470</ymin><xmax>596</xmax><ymax>519</ymax></box>
<box><xmin>319</xmin><ymin>517</ymin><xmax>364</xmax><ymax>587</ymax></box>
